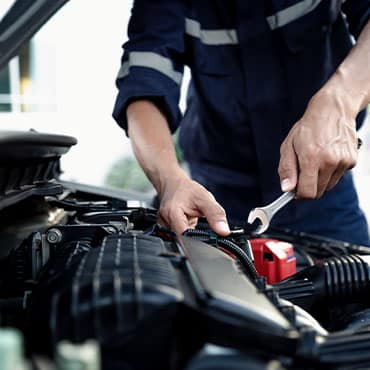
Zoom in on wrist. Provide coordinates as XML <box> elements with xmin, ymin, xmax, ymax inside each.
<box><xmin>309</xmin><ymin>84</ymin><xmax>359</xmax><ymax>126</ymax></box>
<box><xmin>317</xmin><ymin>68</ymin><xmax>367</xmax><ymax>120</ymax></box>
<box><xmin>156</xmin><ymin>165</ymin><xmax>189</xmax><ymax>198</ymax></box>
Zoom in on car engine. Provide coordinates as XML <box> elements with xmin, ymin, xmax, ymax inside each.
<box><xmin>2</xmin><ymin>131</ymin><xmax>370</xmax><ymax>370</ymax></box>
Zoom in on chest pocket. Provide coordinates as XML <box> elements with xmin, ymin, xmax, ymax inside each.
<box><xmin>268</xmin><ymin>0</ymin><xmax>342</xmax><ymax>52</ymax></box>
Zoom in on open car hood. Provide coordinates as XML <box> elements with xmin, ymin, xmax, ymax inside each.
<box><xmin>0</xmin><ymin>0</ymin><xmax>70</xmax><ymax>70</ymax></box>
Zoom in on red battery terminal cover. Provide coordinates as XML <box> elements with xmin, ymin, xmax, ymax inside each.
<box><xmin>250</xmin><ymin>238</ymin><xmax>296</xmax><ymax>284</ymax></box>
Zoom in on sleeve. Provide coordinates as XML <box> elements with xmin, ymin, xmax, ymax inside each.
<box><xmin>112</xmin><ymin>0</ymin><xmax>187</xmax><ymax>135</ymax></box>
<box><xmin>341</xmin><ymin>0</ymin><xmax>370</xmax><ymax>38</ymax></box>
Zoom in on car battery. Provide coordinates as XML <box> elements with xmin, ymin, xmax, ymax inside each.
<box><xmin>250</xmin><ymin>238</ymin><xmax>296</xmax><ymax>284</ymax></box>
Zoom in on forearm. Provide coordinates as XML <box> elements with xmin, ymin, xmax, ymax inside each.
<box><xmin>278</xmin><ymin>21</ymin><xmax>370</xmax><ymax>198</ymax></box>
<box><xmin>127</xmin><ymin>100</ymin><xmax>187</xmax><ymax>196</ymax></box>
<box><xmin>127</xmin><ymin>100</ymin><xmax>229</xmax><ymax>235</ymax></box>
<box><xmin>319</xmin><ymin>19</ymin><xmax>370</xmax><ymax>116</ymax></box>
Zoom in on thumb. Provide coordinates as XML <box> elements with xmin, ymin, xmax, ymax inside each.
<box><xmin>198</xmin><ymin>195</ymin><xmax>230</xmax><ymax>236</ymax></box>
<box><xmin>278</xmin><ymin>141</ymin><xmax>298</xmax><ymax>192</ymax></box>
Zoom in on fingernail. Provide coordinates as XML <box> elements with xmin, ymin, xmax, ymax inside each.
<box><xmin>281</xmin><ymin>178</ymin><xmax>292</xmax><ymax>192</ymax></box>
<box><xmin>216</xmin><ymin>221</ymin><xmax>230</xmax><ymax>234</ymax></box>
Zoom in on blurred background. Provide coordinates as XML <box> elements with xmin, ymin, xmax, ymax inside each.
<box><xmin>0</xmin><ymin>0</ymin><xmax>369</xmax><ymax>221</ymax></box>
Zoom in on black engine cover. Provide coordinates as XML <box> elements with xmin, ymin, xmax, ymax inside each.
<box><xmin>30</xmin><ymin>232</ymin><xmax>297</xmax><ymax>370</ymax></box>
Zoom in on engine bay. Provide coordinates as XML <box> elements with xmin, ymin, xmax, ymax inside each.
<box><xmin>1</xmin><ymin>132</ymin><xmax>370</xmax><ymax>370</ymax></box>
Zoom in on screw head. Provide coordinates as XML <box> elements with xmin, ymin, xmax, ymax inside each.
<box><xmin>46</xmin><ymin>228</ymin><xmax>63</xmax><ymax>244</ymax></box>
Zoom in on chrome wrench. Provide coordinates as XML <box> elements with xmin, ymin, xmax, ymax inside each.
<box><xmin>247</xmin><ymin>138</ymin><xmax>361</xmax><ymax>234</ymax></box>
<box><xmin>248</xmin><ymin>191</ymin><xmax>295</xmax><ymax>234</ymax></box>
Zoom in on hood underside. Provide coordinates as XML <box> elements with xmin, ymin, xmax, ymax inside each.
<box><xmin>0</xmin><ymin>0</ymin><xmax>70</xmax><ymax>71</ymax></box>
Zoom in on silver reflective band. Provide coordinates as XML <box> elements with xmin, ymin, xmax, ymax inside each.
<box><xmin>185</xmin><ymin>18</ymin><xmax>238</xmax><ymax>45</ymax></box>
<box><xmin>117</xmin><ymin>52</ymin><xmax>183</xmax><ymax>85</ymax></box>
<box><xmin>267</xmin><ymin>0</ymin><xmax>323</xmax><ymax>30</ymax></box>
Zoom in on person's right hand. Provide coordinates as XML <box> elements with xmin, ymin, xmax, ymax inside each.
<box><xmin>157</xmin><ymin>171</ymin><xmax>230</xmax><ymax>236</ymax></box>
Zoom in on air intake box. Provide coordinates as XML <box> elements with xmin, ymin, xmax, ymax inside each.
<box><xmin>30</xmin><ymin>232</ymin><xmax>297</xmax><ymax>370</ymax></box>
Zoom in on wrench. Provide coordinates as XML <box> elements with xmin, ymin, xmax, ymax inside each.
<box><xmin>248</xmin><ymin>191</ymin><xmax>295</xmax><ymax>234</ymax></box>
<box><xmin>247</xmin><ymin>138</ymin><xmax>361</xmax><ymax>234</ymax></box>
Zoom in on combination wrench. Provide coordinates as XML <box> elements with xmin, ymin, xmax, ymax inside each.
<box><xmin>247</xmin><ymin>191</ymin><xmax>295</xmax><ymax>234</ymax></box>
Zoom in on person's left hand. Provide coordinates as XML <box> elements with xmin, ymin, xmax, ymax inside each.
<box><xmin>278</xmin><ymin>90</ymin><xmax>359</xmax><ymax>199</ymax></box>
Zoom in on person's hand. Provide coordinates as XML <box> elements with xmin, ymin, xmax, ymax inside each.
<box><xmin>157</xmin><ymin>171</ymin><xmax>230</xmax><ymax>236</ymax></box>
<box><xmin>278</xmin><ymin>90</ymin><xmax>358</xmax><ymax>198</ymax></box>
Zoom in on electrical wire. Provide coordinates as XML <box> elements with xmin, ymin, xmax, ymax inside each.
<box><xmin>183</xmin><ymin>229</ymin><xmax>258</xmax><ymax>280</ymax></box>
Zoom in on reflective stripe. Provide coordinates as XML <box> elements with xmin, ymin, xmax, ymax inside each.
<box><xmin>267</xmin><ymin>0</ymin><xmax>323</xmax><ymax>30</ymax></box>
<box><xmin>185</xmin><ymin>18</ymin><xmax>238</xmax><ymax>45</ymax></box>
<box><xmin>117</xmin><ymin>51</ymin><xmax>182</xmax><ymax>85</ymax></box>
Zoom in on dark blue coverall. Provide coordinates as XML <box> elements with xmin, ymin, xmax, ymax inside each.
<box><xmin>113</xmin><ymin>0</ymin><xmax>370</xmax><ymax>245</ymax></box>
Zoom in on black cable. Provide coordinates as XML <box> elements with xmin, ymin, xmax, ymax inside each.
<box><xmin>295</xmin><ymin>247</ymin><xmax>315</xmax><ymax>267</ymax></box>
<box><xmin>217</xmin><ymin>238</ymin><xmax>259</xmax><ymax>280</ymax></box>
<box><xmin>183</xmin><ymin>229</ymin><xmax>213</xmax><ymax>242</ymax></box>
<box><xmin>183</xmin><ymin>229</ymin><xmax>211</xmax><ymax>237</ymax></box>
<box><xmin>183</xmin><ymin>229</ymin><xmax>259</xmax><ymax>280</ymax></box>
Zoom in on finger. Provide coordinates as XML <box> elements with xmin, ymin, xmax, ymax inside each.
<box><xmin>296</xmin><ymin>162</ymin><xmax>319</xmax><ymax>199</ymax></box>
<box><xmin>158</xmin><ymin>205</ymin><xmax>190</xmax><ymax>234</ymax></box>
<box><xmin>157</xmin><ymin>214</ymin><xmax>172</xmax><ymax>232</ymax></box>
<box><xmin>317</xmin><ymin>167</ymin><xmax>335</xmax><ymax>198</ymax></box>
<box><xmin>278</xmin><ymin>140</ymin><xmax>298</xmax><ymax>192</ymax></box>
<box><xmin>316</xmin><ymin>155</ymin><xmax>338</xmax><ymax>197</ymax></box>
<box><xmin>197</xmin><ymin>195</ymin><xmax>230</xmax><ymax>236</ymax></box>
<box><xmin>345</xmin><ymin>148</ymin><xmax>358</xmax><ymax>171</ymax></box>
<box><xmin>326</xmin><ymin>145</ymin><xmax>357</xmax><ymax>191</ymax></box>
<box><xmin>187</xmin><ymin>215</ymin><xmax>199</xmax><ymax>229</ymax></box>
<box><xmin>169</xmin><ymin>207</ymin><xmax>194</xmax><ymax>235</ymax></box>
<box><xmin>326</xmin><ymin>161</ymin><xmax>348</xmax><ymax>191</ymax></box>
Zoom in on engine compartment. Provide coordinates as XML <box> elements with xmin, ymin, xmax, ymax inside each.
<box><xmin>1</xmin><ymin>186</ymin><xmax>370</xmax><ymax>369</ymax></box>
<box><xmin>1</xmin><ymin>132</ymin><xmax>370</xmax><ymax>370</ymax></box>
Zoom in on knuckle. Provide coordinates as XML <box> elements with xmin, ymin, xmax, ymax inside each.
<box><xmin>349</xmin><ymin>160</ymin><xmax>357</xmax><ymax>169</ymax></box>
<box><xmin>305</xmin><ymin>143</ymin><xmax>316</xmax><ymax>154</ymax></box>
<box><xmin>345</xmin><ymin>157</ymin><xmax>357</xmax><ymax>169</ymax></box>
<box><xmin>159</xmin><ymin>204</ymin><xmax>171</xmax><ymax>220</ymax></box>
<box><xmin>304</xmin><ymin>144</ymin><xmax>320</xmax><ymax>161</ymax></box>
<box><xmin>301</xmin><ymin>161</ymin><xmax>318</xmax><ymax>173</ymax></box>
<box><xmin>280</xmin><ymin>141</ymin><xmax>288</xmax><ymax>155</ymax></box>
<box><xmin>322</xmin><ymin>153</ymin><xmax>339</xmax><ymax>167</ymax></box>
<box><xmin>211</xmin><ymin>204</ymin><xmax>226</xmax><ymax>218</ymax></box>
<box><xmin>206</xmin><ymin>190</ymin><xmax>216</xmax><ymax>201</ymax></box>
<box><xmin>217</xmin><ymin>207</ymin><xmax>227</xmax><ymax>218</ymax></box>
<box><xmin>167</xmin><ymin>208</ymin><xmax>178</xmax><ymax>224</ymax></box>
<box><xmin>195</xmin><ymin>186</ymin><xmax>210</xmax><ymax>200</ymax></box>
<box><xmin>300</xmin><ymin>153</ymin><xmax>317</xmax><ymax>168</ymax></box>
<box><xmin>305</xmin><ymin>151</ymin><xmax>317</xmax><ymax>164</ymax></box>
<box><xmin>278</xmin><ymin>162</ymin><xmax>290</xmax><ymax>176</ymax></box>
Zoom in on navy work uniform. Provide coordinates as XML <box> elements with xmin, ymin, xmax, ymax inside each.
<box><xmin>113</xmin><ymin>0</ymin><xmax>370</xmax><ymax>245</ymax></box>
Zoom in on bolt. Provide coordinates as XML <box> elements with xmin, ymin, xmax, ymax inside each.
<box><xmin>46</xmin><ymin>228</ymin><xmax>63</xmax><ymax>244</ymax></box>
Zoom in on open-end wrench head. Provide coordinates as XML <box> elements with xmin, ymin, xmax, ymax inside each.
<box><xmin>247</xmin><ymin>208</ymin><xmax>269</xmax><ymax>234</ymax></box>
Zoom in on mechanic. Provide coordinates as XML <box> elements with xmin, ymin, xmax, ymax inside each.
<box><xmin>113</xmin><ymin>1</ymin><xmax>370</xmax><ymax>245</ymax></box>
